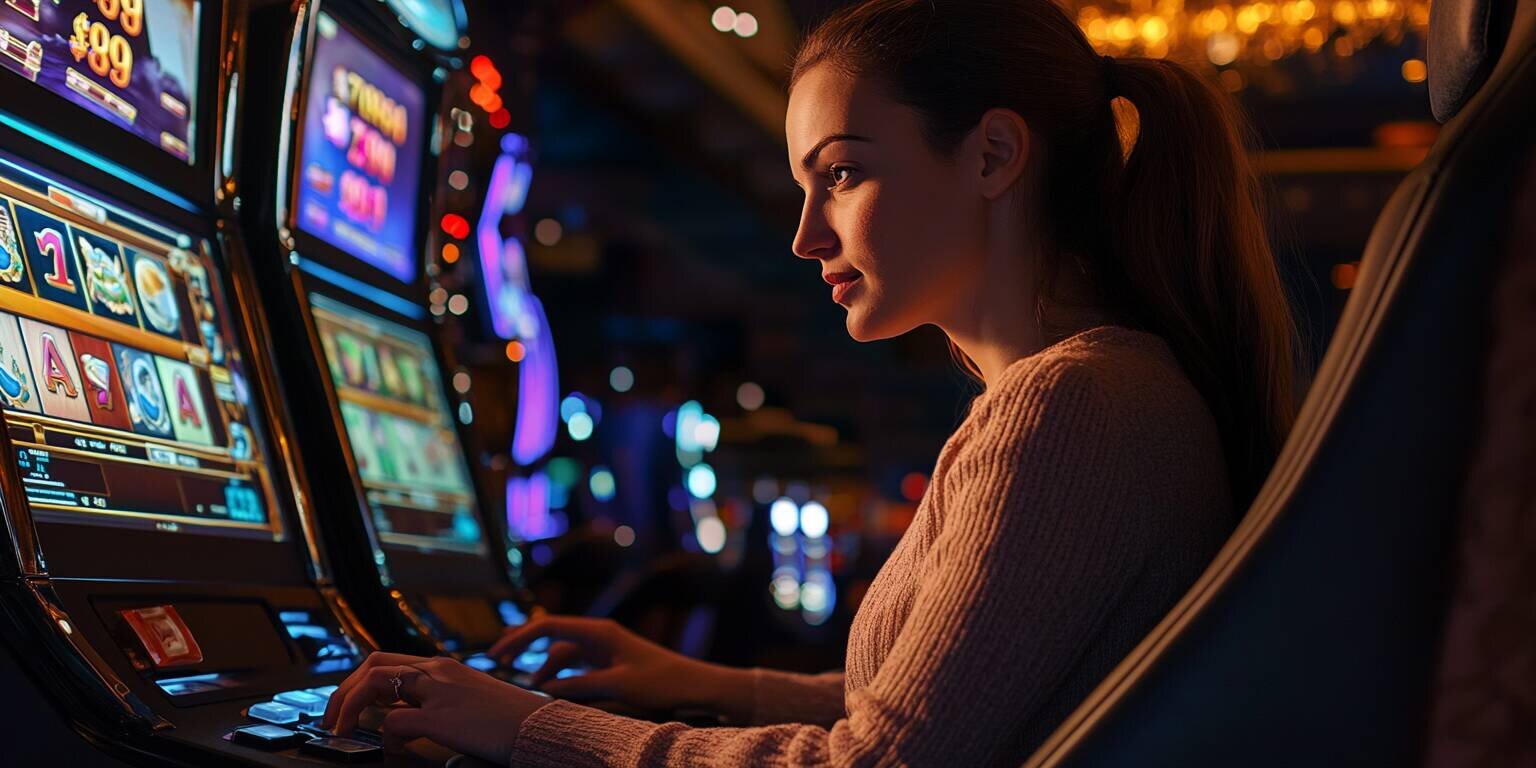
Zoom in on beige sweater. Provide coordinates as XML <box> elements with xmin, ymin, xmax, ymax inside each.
<box><xmin>511</xmin><ymin>326</ymin><xmax>1232</xmax><ymax>767</ymax></box>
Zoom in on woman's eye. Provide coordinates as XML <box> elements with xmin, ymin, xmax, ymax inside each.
<box><xmin>825</xmin><ymin>166</ymin><xmax>856</xmax><ymax>187</ymax></box>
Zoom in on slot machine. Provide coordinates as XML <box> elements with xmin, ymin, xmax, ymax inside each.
<box><xmin>0</xmin><ymin>0</ymin><xmax>395</xmax><ymax>764</ymax></box>
<box><xmin>240</xmin><ymin>0</ymin><xmax>540</xmax><ymax>671</ymax></box>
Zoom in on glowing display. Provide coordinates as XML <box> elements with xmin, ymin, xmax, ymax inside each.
<box><xmin>309</xmin><ymin>293</ymin><xmax>483</xmax><ymax>554</ymax></box>
<box><xmin>0</xmin><ymin>153</ymin><xmax>278</xmax><ymax>536</ymax></box>
<box><xmin>384</xmin><ymin>0</ymin><xmax>464</xmax><ymax>51</ymax></box>
<box><xmin>295</xmin><ymin>12</ymin><xmax>424</xmax><ymax>283</ymax></box>
<box><xmin>0</xmin><ymin>0</ymin><xmax>201</xmax><ymax>162</ymax></box>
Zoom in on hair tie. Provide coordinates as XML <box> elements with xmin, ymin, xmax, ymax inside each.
<box><xmin>1100</xmin><ymin>54</ymin><xmax>1121</xmax><ymax>99</ymax></box>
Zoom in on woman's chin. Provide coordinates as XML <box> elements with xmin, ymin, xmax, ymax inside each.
<box><xmin>843</xmin><ymin>306</ymin><xmax>902</xmax><ymax>342</ymax></box>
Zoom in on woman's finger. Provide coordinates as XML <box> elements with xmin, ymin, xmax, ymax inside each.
<box><xmin>488</xmin><ymin>616</ymin><xmax>610</xmax><ymax>661</ymax></box>
<box><xmin>321</xmin><ymin>652</ymin><xmax>432</xmax><ymax>728</ymax></box>
<box><xmin>330</xmin><ymin>665</ymin><xmax>429</xmax><ymax>736</ymax></box>
<box><xmin>529</xmin><ymin>641</ymin><xmax>584</xmax><ymax>688</ymax></box>
<box><xmin>539</xmin><ymin>669</ymin><xmax>619</xmax><ymax>701</ymax></box>
<box><xmin>379</xmin><ymin>706</ymin><xmax>432</xmax><ymax>754</ymax></box>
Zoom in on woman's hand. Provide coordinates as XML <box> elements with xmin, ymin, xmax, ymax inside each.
<box><xmin>321</xmin><ymin>652</ymin><xmax>552</xmax><ymax>763</ymax></box>
<box><xmin>488</xmin><ymin>616</ymin><xmax>755</xmax><ymax>722</ymax></box>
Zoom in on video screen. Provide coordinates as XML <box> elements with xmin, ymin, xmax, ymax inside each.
<box><xmin>308</xmin><ymin>293</ymin><xmax>483</xmax><ymax>554</ymax></box>
<box><xmin>0</xmin><ymin>152</ymin><xmax>280</xmax><ymax>538</ymax></box>
<box><xmin>294</xmin><ymin>11</ymin><xmax>424</xmax><ymax>284</ymax></box>
<box><xmin>0</xmin><ymin>0</ymin><xmax>201</xmax><ymax>163</ymax></box>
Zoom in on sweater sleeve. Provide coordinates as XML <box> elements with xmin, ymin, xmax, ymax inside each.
<box><xmin>510</xmin><ymin>358</ymin><xmax>1155</xmax><ymax>767</ymax></box>
<box><xmin>749</xmin><ymin>669</ymin><xmax>845</xmax><ymax>726</ymax></box>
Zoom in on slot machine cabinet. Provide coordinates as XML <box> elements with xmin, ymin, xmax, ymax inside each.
<box><xmin>0</xmin><ymin>0</ymin><xmax>398</xmax><ymax>764</ymax></box>
<box><xmin>238</xmin><ymin>0</ymin><xmax>540</xmax><ymax>672</ymax></box>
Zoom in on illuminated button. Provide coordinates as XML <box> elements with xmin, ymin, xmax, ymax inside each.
<box><xmin>464</xmin><ymin>654</ymin><xmax>496</xmax><ymax>672</ymax></box>
<box><xmin>248</xmin><ymin>701</ymin><xmax>301</xmax><ymax>725</ymax></box>
<box><xmin>274</xmin><ymin>689</ymin><xmax>328</xmax><ymax>716</ymax></box>
<box><xmin>232</xmin><ymin>724</ymin><xmax>310</xmax><ymax>749</ymax></box>
<box><xmin>511</xmin><ymin>650</ymin><xmax>546</xmax><ymax>673</ymax></box>
<box><xmin>306</xmin><ymin>685</ymin><xmax>340</xmax><ymax>698</ymax></box>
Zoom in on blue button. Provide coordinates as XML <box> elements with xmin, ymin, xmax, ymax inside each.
<box><xmin>274</xmin><ymin>689</ymin><xmax>327</xmax><ymax>716</ymax></box>
<box><xmin>512</xmin><ymin>650</ymin><xmax>547</xmax><ymax>673</ymax></box>
<box><xmin>464</xmin><ymin>654</ymin><xmax>496</xmax><ymax>672</ymax></box>
<box><xmin>306</xmin><ymin>685</ymin><xmax>339</xmax><ymax>698</ymax></box>
<box><xmin>248</xmin><ymin>701</ymin><xmax>300</xmax><ymax>725</ymax></box>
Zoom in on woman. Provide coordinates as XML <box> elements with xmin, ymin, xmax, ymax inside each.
<box><xmin>321</xmin><ymin>0</ymin><xmax>1299</xmax><ymax>764</ymax></box>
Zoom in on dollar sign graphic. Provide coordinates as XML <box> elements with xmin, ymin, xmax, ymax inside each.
<box><xmin>70</xmin><ymin>14</ymin><xmax>89</xmax><ymax>62</ymax></box>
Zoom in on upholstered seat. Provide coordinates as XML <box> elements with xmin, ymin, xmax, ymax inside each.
<box><xmin>1023</xmin><ymin>0</ymin><xmax>1536</xmax><ymax>763</ymax></box>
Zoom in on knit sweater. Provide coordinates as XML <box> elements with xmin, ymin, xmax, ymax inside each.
<box><xmin>510</xmin><ymin>326</ymin><xmax>1232</xmax><ymax>767</ymax></box>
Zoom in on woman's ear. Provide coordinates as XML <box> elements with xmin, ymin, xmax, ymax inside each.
<box><xmin>974</xmin><ymin>108</ymin><xmax>1032</xmax><ymax>201</ymax></box>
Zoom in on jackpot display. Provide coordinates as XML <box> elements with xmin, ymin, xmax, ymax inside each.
<box><xmin>0</xmin><ymin>152</ymin><xmax>279</xmax><ymax>538</ymax></box>
<box><xmin>294</xmin><ymin>11</ymin><xmax>424</xmax><ymax>284</ymax></box>
<box><xmin>309</xmin><ymin>293</ymin><xmax>482</xmax><ymax>554</ymax></box>
<box><xmin>0</xmin><ymin>0</ymin><xmax>201</xmax><ymax>162</ymax></box>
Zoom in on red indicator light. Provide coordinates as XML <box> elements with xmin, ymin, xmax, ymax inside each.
<box><xmin>440</xmin><ymin>213</ymin><xmax>470</xmax><ymax>239</ymax></box>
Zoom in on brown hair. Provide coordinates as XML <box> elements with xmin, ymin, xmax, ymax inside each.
<box><xmin>793</xmin><ymin>0</ymin><xmax>1299</xmax><ymax>506</ymax></box>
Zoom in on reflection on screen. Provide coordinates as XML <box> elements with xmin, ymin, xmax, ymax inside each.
<box><xmin>0</xmin><ymin>0</ymin><xmax>201</xmax><ymax>163</ymax></box>
<box><xmin>309</xmin><ymin>293</ymin><xmax>483</xmax><ymax>554</ymax></box>
<box><xmin>294</xmin><ymin>11</ymin><xmax>424</xmax><ymax>284</ymax></box>
<box><xmin>0</xmin><ymin>152</ymin><xmax>278</xmax><ymax>537</ymax></box>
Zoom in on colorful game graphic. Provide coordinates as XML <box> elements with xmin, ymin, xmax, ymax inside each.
<box><xmin>0</xmin><ymin>0</ymin><xmax>201</xmax><ymax>162</ymax></box>
<box><xmin>114</xmin><ymin>343</ymin><xmax>170</xmax><ymax>437</ymax></box>
<box><xmin>130</xmin><ymin>249</ymin><xmax>179</xmax><ymax>336</ymax></box>
<box><xmin>0</xmin><ymin>153</ymin><xmax>280</xmax><ymax>538</ymax></box>
<box><xmin>14</xmin><ymin>204</ymin><xmax>88</xmax><ymax>311</ymax></box>
<box><xmin>75</xmin><ymin>227</ymin><xmax>138</xmax><ymax>322</ymax></box>
<box><xmin>294</xmin><ymin>12</ymin><xmax>424</xmax><ymax>283</ymax></box>
<box><xmin>69</xmin><ymin>332</ymin><xmax>131</xmax><ymax>430</ymax></box>
<box><xmin>0</xmin><ymin>311</ymin><xmax>40</xmax><ymax>412</ymax></box>
<box><xmin>18</xmin><ymin>316</ymin><xmax>92</xmax><ymax>422</ymax></box>
<box><xmin>310</xmin><ymin>293</ymin><xmax>481</xmax><ymax>553</ymax></box>
<box><xmin>154</xmin><ymin>355</ymin><xmax>212</xmax><ymax>446</ymax></box>
<box><xmin>0</xmin><ymin>202</ymin><xmax>26</xmax><ymax>287</ymax></box>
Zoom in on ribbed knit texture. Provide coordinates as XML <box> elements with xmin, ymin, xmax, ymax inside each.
<box><xmin>511</xmin><ymin>326</ymin><xmax>1232</xmax><ymax>767</ymax></box>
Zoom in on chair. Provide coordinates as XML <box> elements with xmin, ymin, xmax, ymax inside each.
<box><xmin>1022</xmin><ymin>0</ymin><xmax>1536</xmax><ymax>763</ymax></box>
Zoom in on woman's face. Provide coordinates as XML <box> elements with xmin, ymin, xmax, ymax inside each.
<box><xmin>786</xmin><ymin>65</ymin><xmax>988</xmax><ymax>341</ymax></box>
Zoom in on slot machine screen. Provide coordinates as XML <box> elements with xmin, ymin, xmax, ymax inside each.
<box><xmin>0</xmin><ymin>151</ymin><xmax>281</xmax><ymax>540</ymax></box>
<box><xmin>308</xmin><ymin>293</ymin><xmax>484</xmax><ymax>555</ymax></box>
<box><xmin>293</xmin><ymin>11</ymin><xmax>424</xmax><ymax>284</ymax></box>
<box><xmin>0</xmin><ymin>0</ymin><xmax>201</xmax><ymax>163</ymax></box>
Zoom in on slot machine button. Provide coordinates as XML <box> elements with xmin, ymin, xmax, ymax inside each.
<box><xmin>306</xmin><ymin>685</ymin><xmax>340</xmax><ymax>703</ymax></box>
<box><xmin>231</xmin><ymin>724</ymin><xmax>311</xmax><ymax>750</ymax></box>
<box><xmin>248</xmin><ymin>701</ymin><xmax>301</xmax><ymax>725</ymax></box>
<box><xmin>274</xmin><ymin>689</ymin><xmax>328</xmax><ymax>716</ymax></box>
<box><xmin>300</xmin><ymin>736</ymin><xmax>383</xmax><ymax>762</ymax></box>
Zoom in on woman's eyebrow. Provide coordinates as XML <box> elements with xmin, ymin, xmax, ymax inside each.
<box><xmin>800</xmin><ymin>134</ymin><xmax>873</xmax><ymax>170</ymax></box>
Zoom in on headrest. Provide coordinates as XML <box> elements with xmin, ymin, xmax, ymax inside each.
<box><xmin>1428</xmin><ymin>0</ymin><xmax>1516</xmax><ymax>122</ymax></box>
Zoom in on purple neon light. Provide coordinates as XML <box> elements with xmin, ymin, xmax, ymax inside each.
<box><xmin>512</xmin><ymin>295</ymin><xmax>558</xmax><ymax>466</ymax></box>
<box><xmin>478</xmin><ymin>137</ymin><xmax>535</xmax><ymax>341</ymax></box>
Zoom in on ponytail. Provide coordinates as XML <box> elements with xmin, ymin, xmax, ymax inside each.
<box><xmin>1108</xmin><ymin>58</ymin><xmax>1298</xmax><ymax>504</ymax></box>
<box><xmin>795</xmin><ymin>0</ymin><xmax>1300</xmax><ymax>506</ymax></box>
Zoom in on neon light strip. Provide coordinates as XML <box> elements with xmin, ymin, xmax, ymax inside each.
<box><xmin>512</xmin><ymin>295</ymin><xmax>557</xmax><ymax>465</ymax></box>
<box><xmin>294</xmin><ymin>256</ymin><xmax>425</xmax><ymax>320</ymax></box>
<box><xmin>0</xmin><ymin>109</ymin><xmax>199</xmax><ymax>215</ymax></box>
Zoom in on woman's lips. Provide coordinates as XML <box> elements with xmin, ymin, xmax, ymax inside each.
<box><xmin>830</xmin><ymin>275</ymin><xmax>862</xmax><ymax>304</ymax></box>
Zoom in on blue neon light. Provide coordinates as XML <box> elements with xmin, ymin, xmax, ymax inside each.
<box><xmin>295</xmin><ymin>256</ymin><xmax>426</xmax><ymax>320</ymax></box>
<box><xmin>0</xmin><ymin>109</ymin><xmax>199</xmax><ymax>215</ymax></box>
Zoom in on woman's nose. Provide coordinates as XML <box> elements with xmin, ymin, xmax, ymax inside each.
<box><xmin>792</xmin><ymin>197</ymin><xmax>836</xmax><ymax>260</ymax></box>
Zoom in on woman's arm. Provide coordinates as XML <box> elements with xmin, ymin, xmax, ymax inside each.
<box><xmin>510</xmin><ymin>358</ymin><xmax>1157</xmax><ymax>767</ymax></box>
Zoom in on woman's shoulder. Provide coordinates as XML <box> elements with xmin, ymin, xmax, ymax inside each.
<box><xmin>976</xmin><ymin>325</ymin><xmax>1218</xmax><ymax>448</ymax></box>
